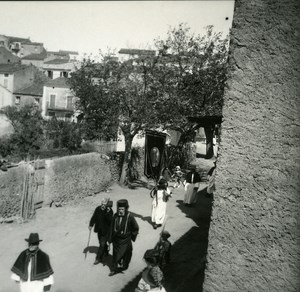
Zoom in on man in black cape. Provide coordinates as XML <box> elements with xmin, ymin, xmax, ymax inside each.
<box><xmin>11</xmin><ymin>233</ymin><xmax>54</xmax><ymax>292</ymax></box>
<box><xmin>108</xmin><ymin>199</ymin><xmax>139</xmax><ymax>276</ymax></box>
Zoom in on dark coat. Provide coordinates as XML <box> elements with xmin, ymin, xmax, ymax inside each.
<box><xmin>185</xmin><ymin>171</ymin><xmax>201</xmax><ymax>184</ymax></box>
<box><xmin>89</xmin><ymin>206</ymin><xmax>113</xmax><ymax>236</ymax></box>
<box><xmin>108</xmin><ymin>212</ymin><xmax>139</xmax><ymax>264</ymax></box>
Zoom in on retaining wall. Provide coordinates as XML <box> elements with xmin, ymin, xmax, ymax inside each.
<box><xmin>0</xmin><ymin>165</ymin><xmax>26</xmax><ymax>221</ymax></box>
<box><xmin>43</xmin><ymin>152</ymin><xmax>115</xmax><ymax>205</ymax></box>
<box><xmin>203</xmin><ymin>0</ymin><xmax>300</xmax><ymax>291</ymax></box>
<box><xmin>0</xmin><ymin>152</ymin><xmax>121</xmax><ymax>221</ymax></box>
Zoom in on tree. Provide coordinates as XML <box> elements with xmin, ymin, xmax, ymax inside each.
<box><xmin>69</xmin><ymin>24</ymin><xmax>228</xmax><ymax>185</ymax></box>
<box><xmin>153</xmin><ymin>23</ymin><xmax>228</xmax><ymax>158</ymax></box>
<box><xmin>45</xmin><ymin>117</ymin><xmax>82</xmax><ymax>153</ymax></box>
<box><xmin>0</xmin><ymin>104</ymin><xmax>45</xmax><ymax>157</ymax></box>
<box><xmin>69</xmin><ymin>55</ymin><xmax>162</xmax><ymax>185</ymax></box>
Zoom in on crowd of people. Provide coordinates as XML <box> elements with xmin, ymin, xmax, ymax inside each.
<box><xmin>10</xmin><ymin>162</ymin><xmax>216</xmax><ymax>292</ymax></box>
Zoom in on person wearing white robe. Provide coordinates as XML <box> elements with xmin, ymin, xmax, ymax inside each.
<box><xmin>151</xmin><ymin>179</ymin><xmax>172</xmax><ymax>229</ymax></box>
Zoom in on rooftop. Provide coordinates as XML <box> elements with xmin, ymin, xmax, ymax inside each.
<box><xmin>0</xmin><ymin>63</ymin><xmax>30</xmax><ymax>73</ymax></box>
<box><xmin>44</xmin><ymin>58</ymin><xmax>70</xmax><ymax>65</ymax></box>
<box><xmin>47</xmin><ymin>51</ymin><xmax>70</xmax><ymax>56</ymax></box>
<box><xmin>22</xmin><ymin>49</ymin><xmax>47</xmax><ymax>61</ymax></box>
<box><xmin>0</xmin><ymin>47</ymin><xmax>20</xmax><ymax>61</ymax></box>
<box><xmin>14</xmin><ymin>78</ymin><xmax>49</xmax><ymax>96</ymax></box>
<box><xmin>45</xmin><ymin>77</ymin><xmax>70</xmax><ymax>88</ymax></box>
<box><xmin>5</xmin><ymin>35</ymin><xmax>31</xmax><ymax>44</ymax></box>
<box><xmin>118</xmin><ymin>48</ymin><xmax>156</xmax><ymax>56</ymax></box>
<box><xmin>59</xmin><ymin>50</ymin><xmax>79</xmax><ymax>55</ymax></box>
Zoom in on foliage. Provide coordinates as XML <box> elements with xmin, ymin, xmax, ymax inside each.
<box><xmin>45</xmin><ymin>118</ymin><xmax>82</xmax><ymax>153</ymax></box>
<box><xmin>0</xmin><ymin>104</ymin><xmax>45</xmax><ymax>158</ymax></box>
<box><xmin>69</xmin><ymin>53</ymin><xmax>164</xmax><ymax>184</ymax></box>
<box><xmin>69</xmin><ymin>23</ymin><xmax>228</xmax><ymax>183</ymax></box>
<box><xmin>164</xmin><ymin>144</ymin><xmax>193</xmax><ymax>171</ymax></box>
<box><xmin>0</xmin><ymin>135</ymin><xmax>14</xmax><ymax>158</ymax></box>
<box><xmin>153</xmin><ymin>23</ymin><xmax>228</xmax><ymax>145</ymax></box>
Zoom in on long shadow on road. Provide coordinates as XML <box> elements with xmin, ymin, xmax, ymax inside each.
<box><xmin>120</xmin><ymin>187</ymin><xmax>213</xmax><ymax>292</ymax></box>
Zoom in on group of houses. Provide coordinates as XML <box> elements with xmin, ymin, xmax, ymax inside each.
<box><xmin>0</xmin><ymin>34</ymin><xmax>179</xmax><ymax>150</ymax></box>
<box><xmin>0</xmin><ymin>35</ymin><xmax>157</xmax><ymax>136</ymax></box>
<box><xmin>0</xmin><ymin>34</ymin><xmax>83</xmax><ymax>135</ymax></box>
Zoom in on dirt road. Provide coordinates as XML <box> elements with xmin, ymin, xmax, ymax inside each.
<box><xmin>0</xmin><ymin>178</ymin><xmax>213</xmax><ymax>292</ymax></box>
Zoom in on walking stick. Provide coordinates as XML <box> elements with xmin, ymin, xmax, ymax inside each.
<box><xmin>85</xmin><ymin>229</ymin><xmax>92</xmax><ymax>260</ymax></box>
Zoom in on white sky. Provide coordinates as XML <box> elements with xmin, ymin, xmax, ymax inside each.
<box><xmin>0</xmin><ymin>1</ymin><xmax>235</xmax><ymax>58</ymax></box>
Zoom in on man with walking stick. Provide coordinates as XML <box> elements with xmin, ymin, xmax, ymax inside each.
<box><xmin>88</xmin><ymin>198</ymin><xmax>113</xmax><ymax>265</ymax></box>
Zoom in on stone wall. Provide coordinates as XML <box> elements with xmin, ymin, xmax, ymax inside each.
<box><xmin>0</xmin><ymin>152</ymin><xmax>121</xmax><ymax>221</ymax></box>
<box><xmin>0</xmin><ymin>165</ymin><xmax>26</xmax><ymax>221</ymax></box>
<box><xmin>203</xmin><ymin>1</ymin><xmax>300</xmax><ymax>291</ymax></box>
<box><xmin>43</xmin><ymin>152</ymin><xmax>114</xmax><ymax>205</ymax></box>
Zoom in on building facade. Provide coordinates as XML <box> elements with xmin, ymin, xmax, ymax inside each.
<box><xmin>41</xmin><ymin>77</ymin><xmax>77</xmax><ymax>121</ymax></box>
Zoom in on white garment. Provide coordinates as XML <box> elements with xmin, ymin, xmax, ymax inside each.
<box><xmin>136</xmin><ymin>278</ymin><xmax>166</xmax><ymax>292</ymax></box>
<box><xmin>183</xmin><ymin>182</ymin><xmax>200</xmax><ymax>204</ymax></box>
<box><xmin>151</xmin><ymin>188</ymin><xmax>171</xmax><ymax>225</ymax></box>
<box><xmin>11</xmin><ymin>258</ymin><xmax>54</xmax><ymax>292</ymax></box>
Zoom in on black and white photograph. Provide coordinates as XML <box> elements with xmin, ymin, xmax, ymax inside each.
<box><xmin>0</xmin><ymin>1</ymin><xmax>299</xmax><ymax>292</ymax></box>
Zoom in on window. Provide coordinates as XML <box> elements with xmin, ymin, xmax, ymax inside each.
<box><xmin>4</xmin><ymin>79</ymin><xmax>8</xmax><ymax>88</ymax></box>
<box><xmin>0</xmin><ymin>41</ymin><xmax>4</xmax><ymax>46</ymax></box>
<box><xmin>47</xmin><ymin>71</ymin><xmax>53</xmax><ymax>79</ymax></box>
<box><xmin>49</xmin><ymin>94</ymin><xmax>56</xmax><ymax>108</ymax></box>
<box><xmin>15</xmin><ymin>96</ymin><xmax>20</xmax><ymax>105</ymax></box>
<box><xmin>48</xmin><ymin>111</ymin><xmax>55</xmax><ymax>117</ymax></box>
<box><xmin>65</xmin><ymin>113</ymin><xmax>72</xmax><ymax>119</ymax></box>
<box><xmin>34</xmin><ymin>97</ymin><xmax>40</xmax><ymax>105</ymax></box>
<box><xmin>4</xmin><ymin>74</ymin><xmax>9</xmax><ymax>77</ymax></box>
<box><xmin>59</xmin><ymin>71</ymin><xmax>68</xmax><ymax>78</ymax></box>
<box><xmin>66</xmin><ymin>96</ymin><xmax>73</xmax><ymax>109</ymax></box>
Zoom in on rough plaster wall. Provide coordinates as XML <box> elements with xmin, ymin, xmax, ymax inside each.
<box><xmin>43</xmin><ymin>153</ymin><xmax>113</xmax><ymax>205</ymax></box>
<box><xmin>203</xmin><ymin>1</ymin><xmax>300</xmax><ymax>291</ymax></box>
<box><xmin>0</xmin><ymin>165</ymin><xmax>26</xmax><ymax>221</ymax></box>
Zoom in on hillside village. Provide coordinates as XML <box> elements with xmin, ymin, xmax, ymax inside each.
<box><xmin>0</xmin><ymin>34</ymin><xmax>166</xmax><ymax>148</ymax></box>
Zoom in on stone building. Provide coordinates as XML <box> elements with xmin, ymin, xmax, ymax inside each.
<box><xmin>203</xmin><ymin>1</ymin><xmax>300</xmax><ymax>292</ymax></box>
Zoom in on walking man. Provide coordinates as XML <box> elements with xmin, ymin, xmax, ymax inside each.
<box><xmin>89</xmin><ymin>198</ymin><xmax>113</xmax><ymax>265</ymax></box>
<box><xmin>11</xmin><ymin>233</ymin><xmax>54</xmax><ymax>292</ymax></box>
<box><xmin>108</xmin><ymin>199</ymin><xmax>139</xmax><ymax>276</ymax></box>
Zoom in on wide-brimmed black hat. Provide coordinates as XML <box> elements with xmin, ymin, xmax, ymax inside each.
<box><xmin>25</xmin><ymin>233</ymin><xmax>42</xmax><ymax>244</ymax></box>
<box><xmin>117</xmin><ymin>199</ymin><xmax>129</xmax><ymax>208</ymax></box>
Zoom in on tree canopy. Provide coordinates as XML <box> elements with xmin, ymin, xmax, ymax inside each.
<box><xmin>69</xmin><ymin>23</ymin><xmax>229</xmax><ymax>183</ymax></box>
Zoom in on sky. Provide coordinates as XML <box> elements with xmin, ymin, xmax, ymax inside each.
<box><xmin>0</xmin><ymin>1</ymin><xmax>235</xmax><ymax>58</ymax></box>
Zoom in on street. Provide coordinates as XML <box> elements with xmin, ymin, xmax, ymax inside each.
<box><xmin>0</xmin><ymin>179</ymin><xmax>213</xmax><ymax>292</ymax></box>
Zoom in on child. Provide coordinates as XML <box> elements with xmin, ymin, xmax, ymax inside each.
<box><xmin>154</xmin><ymin>230</ymin><xmax>172</xmax><ymax>270</ymax></box>
<box><xmin>135</xmin><ymin>249</ymin><xmax>166</xmax><ymax>292</ymax></box>
<box><xmin>172</xmin><ymin>166</ymin><xmax>184</xmax><ymax>188</ymax></box>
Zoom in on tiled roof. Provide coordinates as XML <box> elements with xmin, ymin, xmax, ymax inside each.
<box><xmin>14</xmin><ymin>78</ymin><xmax>48</xmax><ymax>96</ymax></box>
<box><xmin>0</xmin><ymin>47</ymin><xmax>20</xmax><ymax>61</ymax></box>
<box><xmin>28</xmin><ymin>42</ymin><xmax>43</xmax><ymax>46</ymax></box>
<box><xmin>118</xmin><ymin>48</ymin><xmax>156</xmax><ymax>56</ymax></box>
<box><xmin>47</xmin><ymin>51</ymin><xmax>69</xmax><ymax>56</ymax></box>
<box><xmin>45</xmin><ymin>77</ymin><xmax>70</xmax><ymax>88</ymax></box>
<box><xmin>6</xmin><ymin>36</ymin><xmax>31</xmax><ymax>44</ymax></box>
<box><xmin>59</xmin><ymin>50</ymin><xmax>78</xmax><ymax>55</ymax></box>
<box><xmin>44</xmin><ymin>58</ymin><xmax>70</xmax><ymax>65</ymax></box>
<box><xmin>0</xmin><ymin>63</ymin><xmax>29</xmax><ymax>73</ymax></box>
<box><xmin>22</xmin><ymin>49</ymin><xmax>47</xmax><ymax>60</ymax></box>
